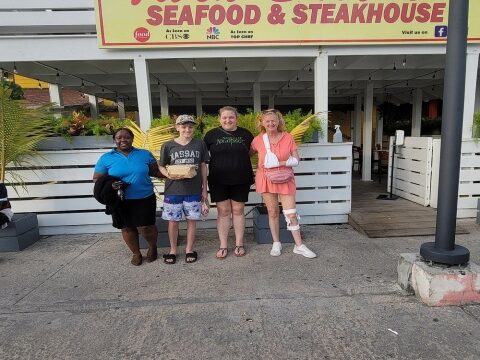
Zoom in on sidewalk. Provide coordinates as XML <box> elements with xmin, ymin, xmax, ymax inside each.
<box><xmin>1</xmin><ymin>221</ymin><xmax>479</xmax><ymax>360</ymax></box>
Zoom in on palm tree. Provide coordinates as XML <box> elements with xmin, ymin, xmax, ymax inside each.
<box><xmin>0</xmin><ymin>87</ymin><xmax>53</xmax><ymax>189</ymax></box>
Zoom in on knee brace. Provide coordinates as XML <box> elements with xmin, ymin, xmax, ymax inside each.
<box><xmin>283</xmin><ymin>208</ymin><xmax>300</xmax><ymax>231</ymax></box>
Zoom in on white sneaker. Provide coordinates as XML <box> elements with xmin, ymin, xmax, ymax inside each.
<box><xmin>293</xmin><ymin>244</ymin><xmax>317</xmax><ymax>258</ymax></box>
<box><xmin>270</xmin><ymin>242</ymin><xmax>282</xmax><ymax>256</ymax></box>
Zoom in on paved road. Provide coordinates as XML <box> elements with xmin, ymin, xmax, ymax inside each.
<box><xmin>1</xmin><ymin>221</ymin><xmax>479</xmax><ymax>359</ymax></box>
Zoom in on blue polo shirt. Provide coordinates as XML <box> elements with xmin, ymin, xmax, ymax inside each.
<box><xmin>94</xmin><ymin>147</ymin><xmax>157</xmax><ymax>199</ymax></box>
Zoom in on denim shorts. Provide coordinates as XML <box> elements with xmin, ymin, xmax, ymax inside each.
<box><xmin>162</xmin><ymin>194</ymin><xmax>202</xmax><ymax>221</ymax></box>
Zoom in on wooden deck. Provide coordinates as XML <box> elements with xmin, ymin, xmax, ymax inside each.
<box><xmin>349</xmin><ymin>175</ymin><xmax>468</xmax><ymax>238</ymax></box>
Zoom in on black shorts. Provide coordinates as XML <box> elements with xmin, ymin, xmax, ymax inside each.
<box><xmin>208</xmin><ymin>183</ymin><xmax>251</xmax><ymax>203</ymax></box>
<box><xmin>112</xmin><ymin>194</ymin><xmax>156</xmax><ymax>229</ymax></box>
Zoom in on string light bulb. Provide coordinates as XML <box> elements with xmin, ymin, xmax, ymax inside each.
<box><xmin>13</xmin><ymin>62</ymin><xmax>18</xmax><ymax>74</ymax></box>
<box><xmin>129</xmin><ymin>62</ymin><xmax>134</xmax><ymax>72</ymax></box>
<box><xmin>333</xmin><ymin>57</ymin><xmax>337</xmax><ymax>68</ymax></box>
<box><xmin>402</xmin><ymin>56</ymin><xmax>407</xmax><ymax>67</ymax></box>
<box><xmin>192</xmin><ymin>59</ymin><xmax>197</xmax><ymax>72</ymax></box>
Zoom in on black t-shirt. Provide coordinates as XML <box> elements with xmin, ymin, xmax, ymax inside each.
<box><xmin>203</xmin><ymin>127</ymin><xmax>254</xmax><ymax>185</ymax></box>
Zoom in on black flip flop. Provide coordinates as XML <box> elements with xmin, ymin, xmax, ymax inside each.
<box><xmin>185</xmin><ymin>251</ymin><xmax>198</xmax><ymax>263</ymax></box>
<box><xmin>163</xmin><ymin>253</ymin><xmax>176</xmax><ymax>264</ymax></box>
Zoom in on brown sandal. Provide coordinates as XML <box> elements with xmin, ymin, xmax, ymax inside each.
<box><xmin>234</xmin><ymin>246</ymin><xmax>246</xmax><ymax>257</ymax></box>
<box><xmin>216</xmin><ymin>248</ymin><xmax>228</xmax><ymax>260</ymax></box>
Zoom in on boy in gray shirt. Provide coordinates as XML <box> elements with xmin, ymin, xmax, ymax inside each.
<box><xmin>159</xmin><ymin>115</ymin><xmax>209</xmax><ymax>264</ymax></box>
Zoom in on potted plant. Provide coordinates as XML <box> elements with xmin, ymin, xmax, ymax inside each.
<box><xmin>0</xmin><ymin>86</ymin><xmax>53</xmax><ymax>251</ymax></box>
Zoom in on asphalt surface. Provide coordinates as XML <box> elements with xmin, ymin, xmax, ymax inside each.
<box><xmin>1</xmin><ymin>220</ymin><xmax>479</xmax><ymax>360</ymax></box>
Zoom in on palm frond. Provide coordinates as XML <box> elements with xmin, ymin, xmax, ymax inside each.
<box><xmin>0</xmin><ymin>87</ymin><xmax>53</xmax><ymax>188</ymax></box>
<box><xmin>126</xmin><ymin>120</ymin><xmax>176</xmax><ymax>159</ymax></box>
<box><xmin>289</xmin><ymin>112</ymin><xmax>327</xmax><ymax>144</ymax></box>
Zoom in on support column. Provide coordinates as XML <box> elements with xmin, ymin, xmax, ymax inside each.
<box><xmin>49</xmin><ymin>84</ymin><xmax>63</xmax><ymax>119</ymax></box>
<box><xmin>253</xmin><ymin>82</ymin><xmax>261</xmax><ymax>112</ymax></box>
<box><xmin>87</xmin><ymin>95</ymin><xmax>98</xmax><ymax>119</ymax></box>
<box><xmin>354</xmin><ymin>95</ymin><xmax>362</xmax><ymax>147</ymax></box>
<box><xmin>134</xmin><ymin>57</ymin><xmax>153</xmax><ymax>130</ymax></box>
<box><xmin>362</xmin><ymin>82</ymin><xmax>374</xmax><ymax>181</ymax></box>
<box><xmin>475</xmin><ymin>76</ymin><xmax>480</xmax><ymax>113</ymax></box>
<box><xmin>411</xmin><ymin>89</ymin><xmax>423</xmax><ymax>137</ymax></box>
<box><xmin>462</xmin><ymin>51</ymin><xmax>479</xmax><ymax>138</ymax></box>
<box><xmin>117</xmin><ymin>98</ymin><xmax>126</xmax><ymax>120</ymax></box>
<box><xmin>268</xmin><ymin>95</ymin><xmax>275</xmax><ymax>109</ymax></box>
<box><xmin>314</xmin><ymin>52</ymin><xmax>329</xmax><ymax>142</ymax></box>
<box><xmin>196</xmin><ymin>94</ymin><xmax>203</xmax><ymax>117</ymax></box>
<box><xmin>376</xmin><ymin>113</ymin><xmax>384</xmax><ymax>147</ymax></box>
<box><xmin>159</xmin><ymin>85</ymin><xmax>169</xmax><ymax>117</ymax></box>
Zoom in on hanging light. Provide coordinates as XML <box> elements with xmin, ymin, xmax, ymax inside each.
<box><xmin>38</xmin><ymin>80</ymin><xmax>42</xmax><ymax>88</ymax></box>
<box><xmin>224</xmin><ymin>59</ymin><xmax>228</xmax><ymax>72</ymax></box>
<box><xmin>56</xmin><ymin>71</ymin><xmax>60</xmax><ymax>83</ymax></box>
<box><xmin>13</xmin><ymin>62</ymin><xmax>18</xmax><ymax>74</ymax></box>
<box><xmin>432</xmin><ymin>72</ymin><xmax>436</xmax><ymax>79</ymax></box>
<box><xmin>129</xmin><ymin>62</ymin><xmax>134</xmax><ymax>72</ymax></box>
<box><xmin>296</xmin><ymin>73</ymin><xmax>299</xmax><ymax>81</ymax></box>
<box><xmin>81</xmin><ymin>80</ymin><xmax>85</xmax><ymax>89</ymax></box>
<box><xmin>333</xmin><ymin>57</ymin><xmax>337</xmax><ymax>68</ymax></box>
<box><xmin>192</xmin><ymin>59</ymin><xmax>197</xmax><ymax>72</ymax></box>
<box><xmin>308</xmin><ymin>65</ymin><xmax>312</xmax><ymax>73</ymax></box>
<box><xmin>368</xmin><ymin>74</ymin><xmax>372</xmax><ymax>81</ymax></box>
<box><xmin>393</xmin><ymin>62</ymin><xmax>397</xmax><ymax>71</ymax></box>
<box><xmin>402</xmin><ymin>56</ymin><xmax>407</xmax><ymax>67</ymax></box>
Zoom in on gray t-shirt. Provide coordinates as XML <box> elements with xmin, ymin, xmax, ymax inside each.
<box><xmin>159</xmin><ymin>139</ymin><xmax>209</xmax><ymax>196</ymax></box>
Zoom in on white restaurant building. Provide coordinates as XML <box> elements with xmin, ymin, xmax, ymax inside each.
<box><xmin>1</xmin><ymin>0</ymin><xmax>480</xmax><ymax>235</ymax></box>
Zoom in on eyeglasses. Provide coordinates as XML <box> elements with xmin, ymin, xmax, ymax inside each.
<box><xmin>261</xmin><ymin>109</ymin><xmax>278</xmax><ymax>114</ymax></box>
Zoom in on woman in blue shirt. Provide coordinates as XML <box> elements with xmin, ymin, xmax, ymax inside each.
<box><xmin>93</xmin><ymin>128</ymin><xmax>161</xmax><ymax>266</ymax></box>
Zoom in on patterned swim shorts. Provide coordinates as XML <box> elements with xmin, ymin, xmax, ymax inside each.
<box><xmin>161</xmin><ymin>194</ymin><xmax>202</xmax><ymax>221</ymax></box>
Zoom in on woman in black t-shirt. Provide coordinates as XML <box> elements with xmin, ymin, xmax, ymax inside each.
<box><xmin>203</xmin><ymin>106</ymin><xmax>254</xmax><ymax>259</ymax></box>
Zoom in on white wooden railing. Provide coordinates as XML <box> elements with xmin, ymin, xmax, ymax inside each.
<box><xmin>6</xmin><ymin>141</ymin><xmax>352</xmax><ymax>235</ymax></box>
<box><xmin>0</xmin><ymin>1</ymin><xmax>96</xmax><ymax>36</ymax></box>
<box><xmin>430</xmin><ymin>139</ymin><xmax>480</xmax><ymax>218</ymax></box>
<box><xmin>387</xmin><ymin>136</ymin><xmax>433</xmax><ymax>206</ymax></box>
<box><xmin>386</xmin><ymin>136</ymin><xmax>480</xmax><ymax>218</ymax></box>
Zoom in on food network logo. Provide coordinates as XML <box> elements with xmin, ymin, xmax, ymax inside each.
<box><xmin>435</xmin><ymin>26</ymin><xmax>448</xmax><ymax>38</ymax></box>
<box><xmin>206</xmin><ymin>27</ymin><xmax>220</xmax><ymax>40</ymax></box>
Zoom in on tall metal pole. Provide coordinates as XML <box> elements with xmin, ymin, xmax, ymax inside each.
<box><xmin>420</xmin><ymin>0</ymin><xmax>470</xmax><ymax>265</ymax></box>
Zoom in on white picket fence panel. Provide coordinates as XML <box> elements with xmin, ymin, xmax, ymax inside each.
<box><xmin>6</xmin><ymin>143</ymin><xmax>352</xmax><ymax>235</ymax></box>
<box><xmin>387</xmin><ymin>136</ymin><xmax>433</xmax><ymax>206</ymax></box>
<box><xmin>0</xmin><ymin>1</ymin><xmax>95</xmax><ymax>36</ymax></box>
<box><xmin>430</xmin><ymin>139</ymin><xmax>480</xmax><ymax>218</ymax></box>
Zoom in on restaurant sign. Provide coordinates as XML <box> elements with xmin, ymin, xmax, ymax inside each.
<box><xmin>95</xmin><ymin>0</ymin><xmax>480</xmax><ymax>48</ymax></box>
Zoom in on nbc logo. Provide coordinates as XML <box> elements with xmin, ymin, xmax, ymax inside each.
<box><xmin>206</xmin><ymin>27</ymin><xmax>220</xmax><ymax>40</ymax></box>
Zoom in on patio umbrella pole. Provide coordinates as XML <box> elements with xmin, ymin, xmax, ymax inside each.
<box><xmin>377</xmin><ymin>138</ymin><xmax>399</xmax><ymax>200</ymax></box>
<box><xmin>420</xmin><ymin>0</ymin><xmax>470</xmax><ymax>265</ymax></box>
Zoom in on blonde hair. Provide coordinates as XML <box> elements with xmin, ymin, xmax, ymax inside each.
<box><xmin>218</xmin><ymin>106</ymin><xmax>239</xmax><ymax>118</ymax></box>
<box><xmin>257</xmin><ymin>109</ymin><xmax>286</xmax><ymax>133</ymax></box>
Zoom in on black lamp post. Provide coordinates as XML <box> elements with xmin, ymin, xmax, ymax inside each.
<box><xmin>420</xmin><ymin>0</ymin><xmax>470</xmax><ymax>265</ymax></box>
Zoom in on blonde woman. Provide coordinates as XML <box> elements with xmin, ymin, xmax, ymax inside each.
<box><xmin>250</xmin><ymin>109</ymin><xmax>316</xmax><ymax>258</ymax></box>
